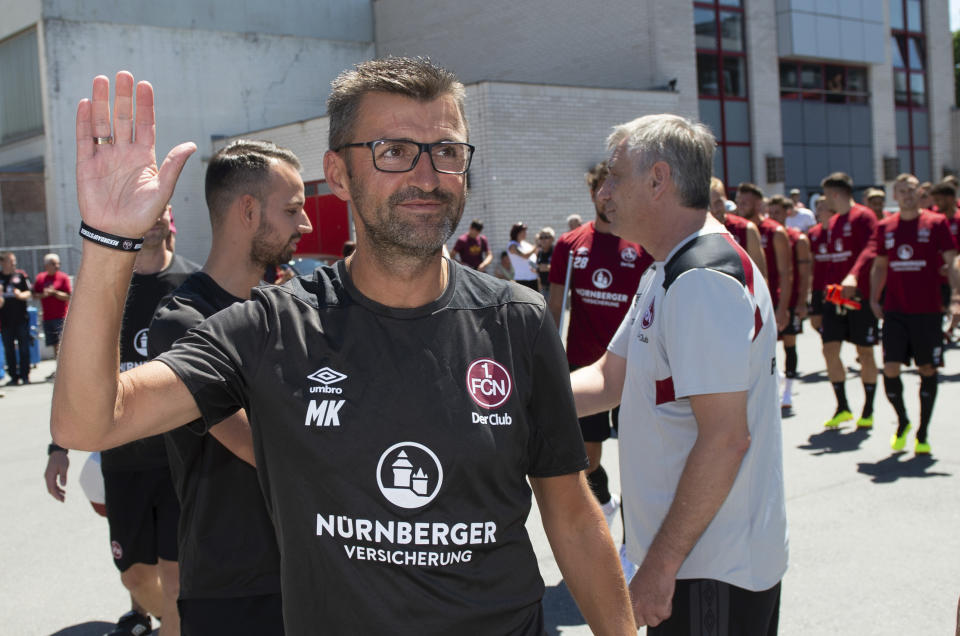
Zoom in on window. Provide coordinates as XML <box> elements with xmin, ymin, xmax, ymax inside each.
<box><xmin>695</xmin><ymin>0</ymin><xmax>750</xmax><ymax>189</ymax></box>
<box><xmin>891</xmin><ymin>0</ymin><xmax>929</xmax><ymax>180</ymax></box>
<box><xmin>0</xmin><ymin>29</ymin><xmax>43</xmax><ymax>143</ymax></box>
<box><xmin>778</xmin><ymin>61</ymin><xmax>870</xmax><ymax>103</ymax></box>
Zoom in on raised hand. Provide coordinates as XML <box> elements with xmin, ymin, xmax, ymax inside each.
<box><xmin>75</xmin><ymin>71</ymin><xmax>196</xmax><ymax>240</ymax></box>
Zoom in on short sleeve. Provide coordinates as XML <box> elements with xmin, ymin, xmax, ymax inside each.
<box><xmin>32</xmin><ymin>277</ymin><xmax>42</xmax><ymax>293</ymax></box>
<box><xmin>934</xmin><ymin>217</ymin><xmax>958</xmax><ymax>252</ymax></box>
<box><xmin>607</xmin><ymin>295</ymin><xmax>639</xmax><ymax>359</ymax></box>
<box><xmin>548</xmin><ymin>237</ymin><xmax>571</xmax><ymax>286</ymax></box>
<box><xmin>155</xmin><ymin>296</ymin><xmax>270</xmax><ymax>432</ymax></box>
<box><xmin>662</xmin><ymin>271</ymin><xmax>752</xmax><ymax>397</ymax></box>
<box><xmin>61</xmin><ymin>273</ymin><xmax>72</xmax><ymax>293</ymax></box>
<box><xmin>480</xmin><ymin>236</ymin><xmax>490</xmax><ymax>253</ymax></box>
<box><xmin>452</xmin><ymin>237</ymin><xmax>466</xmax><ymax>256</ymax></box>
<box><xmin>525</xmin><ymin>307</ymin><xmax>588</xmax><ymax>477</ymax></box>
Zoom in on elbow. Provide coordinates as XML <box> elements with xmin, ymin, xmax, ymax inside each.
<box><xmin>50</xmin><ymin>403</ymin><xmax>109</xmax><ymax>451</ymax></box>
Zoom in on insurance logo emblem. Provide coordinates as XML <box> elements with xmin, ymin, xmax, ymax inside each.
<box><xmin>376</xmin><ymin>442</ymin><xmax>443</xmax><ymax>509</ymax></box>
<box><xmin>134</xmin><ymin>328</ymin><xmax>149</xmax><ymax>357</ymax></box>
<box><xmin>592</xmin><ymin>268</ymin><xmax>613</xmax><ymax>289</ymax></box>
<box><xmin>897</xmin><ymin>244</ymin><xmax>914</xmax><ymax>260</ymax></box>
<box><xmin>466</xmin><ymin>358</ymin><xmax>512</xmax><ymax>409</ymax></box>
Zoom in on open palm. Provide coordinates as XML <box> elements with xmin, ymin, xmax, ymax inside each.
<box><xmin>75</xmin><ymin>72</ymin><xmax>195</xmax><ymax>239</ymax></box>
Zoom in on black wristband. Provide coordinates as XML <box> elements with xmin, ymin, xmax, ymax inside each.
<box><xmin>79</xmin><ymin>221</ymin><xmax>143</xmax><ymax>252</ymax></box>
<box><xmin>48</xmin><ymin>443</ymin><xmax>67</xmax><ymax>455</ymax></box>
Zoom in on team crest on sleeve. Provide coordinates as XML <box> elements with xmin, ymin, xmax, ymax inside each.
<box><xmin>466</xmin><ymin>359</ymin><xmax>512</xmax><ymax>409</ymax></box>
<box><xmin>641</xmin><ymin>298</ymin><xmax>655</xmax><ymax>329</ymax></box>
<box><xmin>376</xmin><ymin>442</ymin><xmax>443</xmax><ymax>509</ymax></box>
<box><xmin>620</xmin><ymin>247</ymin><xmax>638</xmax><ymax>266</ymax></box>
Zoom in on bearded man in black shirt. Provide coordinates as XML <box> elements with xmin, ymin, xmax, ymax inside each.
<box><xmin>53</xmin><ymin>61</ymin><xmax>634</xmax><ymax>635</ymax></box>
<box><xmin>147</xmin><ymin>140</ymin><xmax>311</xmax><ymax>634</ymax></box>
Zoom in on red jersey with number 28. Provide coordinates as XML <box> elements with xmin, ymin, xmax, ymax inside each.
<box><xmin>549</xmin><ymin>222</ymin><xmax>652</xmax><ymax>367</ymax></box>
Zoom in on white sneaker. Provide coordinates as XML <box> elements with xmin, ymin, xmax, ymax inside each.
<box><xmin>619</xmin><ymin>544</ymin><xmax>637</xmax><ymax>583</ymax></box>
<box><xmin>601</xmin><ymin>493</ymin><xmax>620</xmax><ymax>528</ymax></box>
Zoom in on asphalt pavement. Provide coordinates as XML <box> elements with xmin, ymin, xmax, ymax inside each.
<box><xmin>2</xmin><ymin>326</ymin><xmax>959</xmax><ymax>635</ymax></box>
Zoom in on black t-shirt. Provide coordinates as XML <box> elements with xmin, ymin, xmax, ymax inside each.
<box><xmin>148</xmin><ymin>271</ymin><xmax>281</xmax><ymax>600</ymax></box>
<box><xmin>157</xmin><ymin>259</ymin><xmax>587</xmax><ymax>635</ymax></box>
<box><xmin>0</xmin><ymin>269</ymin><xmax>31</xmax><ymax>328</ymax></box>
<box><xmin>102</xmin><ymin>253</ymin><xmax>197</xmax><ymax>472</ymax></box>
<box><xmin>536</xmin><ymin>246</ymin><xmax>553</xmax><ymax>287</ymax></box>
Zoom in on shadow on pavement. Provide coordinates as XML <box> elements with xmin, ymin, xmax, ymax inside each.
<box><xmin>798</xmin><ymin>370</ymin><xmax>828</xmax><ymax>384</ymax></box>
<box><xmin>798</xmin><ymin>427</ymin><xmax>870</xmax><ymax>455</ymax></box>
<box><xmin>543</xmin><ymin>580</ymin><xmax>586</xmax><ymax>635</ymax></box>
<box><xmin>857</xmin><ymin>453</ymin><xmax>951</xmax><ymax>483</ymax></box>
<box><xmin>49</xmin><ymin>621</ymin><xmax>148</xmax><ymax>636</ymax></box>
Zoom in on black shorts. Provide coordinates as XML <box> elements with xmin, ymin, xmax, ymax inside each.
<box><xmin>809</xmin><ymin>289</ymin><xmax>824</xmax><ymax>316</ymax></box>
<box><xmin>103</xmin><ymin>466</ymin><xmax>180</xmax><ymax>572</ymax></box>
<box><xmin>778</xmin><ymin>308</ymin><xmax>803</xmax><ymax>337</ymax></box>
<box><xmin>42</xmin><ymin>318</ymin><xmax>65</xmax><ymax>347</ymax></box>
<box><xmin>579</xmin><ymin>406</ymin><xmax>620</xmax><ymax>443</ymax></box>
<box><xmin>820</xmin><ymin>303</ymin><xmax>878</xmax><ymax>346</ymax></box>
<box><xmin>649</xmin><ymin>579</ymin><xmax>781</xmax><ymax>636</ymax></box>
<box><xmin>179</xmin><ymin>593</ymin><xmax>284</xmax><ymax>636</ymax></box>
<box><xmin>882</xmin><ymin>312</ymin><xmax>943</xmax><ymax>367</ymax></box>
<box><xmin>942</xmin><ymin>284</ymin><xmax>951</xmax><ymax>312</ymax></box>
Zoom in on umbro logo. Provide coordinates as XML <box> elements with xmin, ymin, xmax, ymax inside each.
<box><xmin>308</xmin><ymin>367</ymin><xmax>346</xmax><ymax>394</ymax></box>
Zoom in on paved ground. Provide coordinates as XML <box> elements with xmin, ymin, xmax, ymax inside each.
<box><xmin>2</xmin><ymin>327</ymin><xmax>959</xmax><ymax>635</ymax></box>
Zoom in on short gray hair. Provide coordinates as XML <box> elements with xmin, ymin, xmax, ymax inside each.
<box><xmin>607</xmin><ymin>114</ymin><xmax>716</xmax><ymax>210</ymax></box>
<box><xmin>43</xmin><ymin>253</ymin><xmax>60</xmax><ymax>265</ymax></box>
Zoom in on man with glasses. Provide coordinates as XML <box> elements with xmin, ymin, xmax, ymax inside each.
<box><xmin>52</xmin><ymin>59</ymin><xmax>634</xmax><ymax>635</ymax></box>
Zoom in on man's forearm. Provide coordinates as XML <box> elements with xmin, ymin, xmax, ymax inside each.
<box><xmin>570</xmin><ymin>353</ymin><xmax>625</xmax><ymax>417</ymax></box>
<box><xmin>533</xmin><ymin>474</ymin><xmax>635</xmax><ymax>635</ymax></box>
<box><xmin>51</xmin><ymin>245</ymin><xmax>136</xmax><ymax>448</ymax></box>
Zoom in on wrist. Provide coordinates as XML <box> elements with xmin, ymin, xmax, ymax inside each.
<box><xmin>79</xmin><ymin>221</ymin><xmax>144</xmax><ymax>252</ymax></box>
<box><xmin>48</xmin><ymin>443</ymin><xmax>67</xmax><ymax>455</ymax></box>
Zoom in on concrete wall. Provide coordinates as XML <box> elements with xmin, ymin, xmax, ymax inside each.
<box><xmin>373</xmin><ymin>0</ymin><xmax>699</xmax><ymax>117</ymax></box>
<box><xmin>40</xmin><ymin>19</ymin><xmax>373</xmax><ymax>262</ymax></box>
<box><xmin>0</xmin><ymin>0</ymin><xmax>42</xmax><ymax>40</ymax></box>
<box><xmin>925</xmin><ymin>0</ymin><xmax>953</xmax><ymax>180</ymax></box>
<box><xmin>869</xmin><ymin>0</ymin><xmax>897</xmax><ymax>189</ymax></box>
<box><xmin>746</xmin><ymin>0</ymin><xmax>784</xmax><ymax>194</ymax></box>
<box><xmin>42</xmin><ymin>0</ymin><xmax>372</xmax><ymax>41</ymax></box>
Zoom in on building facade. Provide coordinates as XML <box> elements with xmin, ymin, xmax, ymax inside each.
<box><xmin>0</xmin><ymin>0</ymin><xmax>952</xmax><ymax>264</ymax></box>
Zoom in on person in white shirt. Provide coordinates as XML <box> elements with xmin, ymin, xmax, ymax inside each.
<box><xmin>786</xmin><ymin>188</ymin><xmax>816</xmax><ymax>232</ymax></box>
<box><xmin>570</xmin><ymin>114</ymin><xmax>788</xmax><ymax>634</ymax></box>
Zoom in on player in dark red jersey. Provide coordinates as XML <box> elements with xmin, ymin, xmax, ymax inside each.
<box><xmin>709</xmin><ymin>177</ymin><xmax>767</xmax><ymax>279</ymax></box>
<box><xmin>736</xmin><ymin>183</ymin><xmax>791</xmax><ymax>332</ymax></box>
<box><xmin>930</xmin><ymin>181</ymin><xmax>960</xmax><ymax>327</ymax></box>
<box><xmin>819</xmin><ymin>172</ymin><xmax>879</xmax><ymax>429</ymax></box>
<box><xmin>767</xmin><ymin>195</ymin><xmax>811</xmax><ymax>413</ymax></box>
<box><xmin>870</xmin><ymin>173</ymin><xmax>959</xmax><ymax>454</ymax></box>
<box><xmin>807</xmin><ymin>198</ymin><xmax>836</xmax><ymax>333</ymax></box>
<box><xmin>549</xmin><ymin>161</ymin><xmax>652</xmax><ymax>529</ymax></box>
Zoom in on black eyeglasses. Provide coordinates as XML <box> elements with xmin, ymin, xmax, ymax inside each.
<box><xmin>333</xmin><ymin>139</ymin><xmax>475</xmax><ymax>174</ymax></box>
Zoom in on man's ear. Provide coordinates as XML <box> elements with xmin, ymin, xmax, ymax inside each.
<box><xmin>324</xmin><ymin>150</ymin><xmax>353</xmax><ymax>203</ymax></box>
<box><xmin>237</xmin><ymin>193</ymin><xmax>260</xmax><ymax>231</ymax></box>
<box><xmin>650</xmin><ymin>161</ymin><xmax>672</xmax><ymax>201</ymax></box>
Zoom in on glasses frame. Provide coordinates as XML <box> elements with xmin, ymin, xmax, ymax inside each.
<box><xmin>334</xmin><ymin>139</ymin><xmax>476</xmax><ymax>174</ymax></box>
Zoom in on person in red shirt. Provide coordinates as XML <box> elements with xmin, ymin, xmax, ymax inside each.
<box><xmin>32</xmin><ymin>253</ymin><xmax>72</xmax><ymax>378</ymax></box>
<box><xmin>930</xmin><ymin>181</ymin><xmax>960</xmax><ymax>324</ymax></box>
<box><xmin>451</xmin><ymin>218</ymin><xmax>492</xmax><ymax>271</ymax></box>
<box><xmin>709</xmin><ymin>177</ymin><xmax>767</xmax><ymax>279</ymax></box>
<box><xmin>819</xmin><ymin>172</ymin><xmax>879</xmax><ymax>429</ymax></box>
<box><xmin>870</xmin><ymin>173</ymin><xmax>960</xmax><ymax>454</ymax></box>
<box><xmin>735</xmin><ymin>182</ymin><xmax>791</xmax><ymax>332</ymax></box>
<box><xmin>767</xmin><ymin>196</ymin><xmax>812</xmax><ymax>413</ymax></box>
<box><xmin>548</xmin><ymin>161</ymin><xmax>652</xmax><ymax>531</ymax></box>
<box><xmin>807</xmin><ymin>197</ymin><xmax>836</xmax><ymax>333</ymax></box>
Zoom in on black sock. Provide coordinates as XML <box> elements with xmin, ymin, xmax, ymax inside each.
<box><xmin>917</xmin><ymin>375</ymin><xmax>938</xmax><ymax>443</ymax></box>
<box><xmin>784</xmin><ymin>346</ymin><xmax>798</xmax><ymax>378</ymax></box>
<box><xmin>861</xmin><ymin>382</ymin><xmax>877</xmax><ymax>418</ymax></box>
<box><xmin>832</xmin><ymin>382</ymin><xmax>849</xmax><ymax>414</ymax></box>
<box><xmin>586</xmin><ymin>465</ymin><xmax>611</xmax><ymax>505</ymax></box>
<box><xmin>884</xmin><ymin>375</ymin><xmax>910</xmax><ymax>433</ymax></box>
